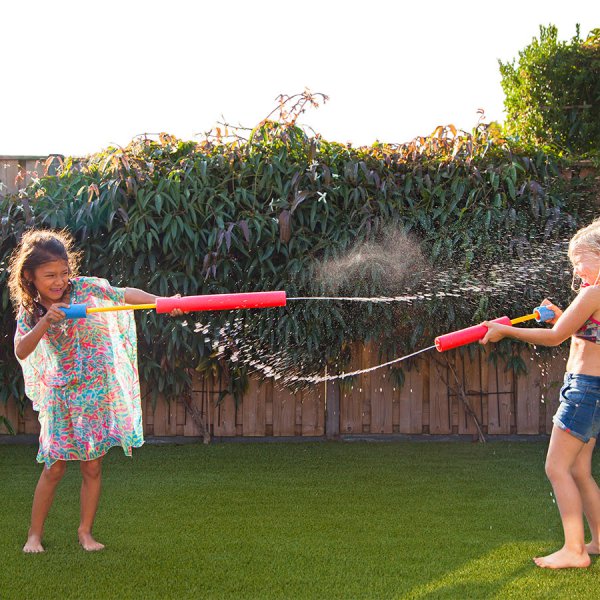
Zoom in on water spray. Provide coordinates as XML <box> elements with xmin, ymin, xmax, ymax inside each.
<box><xmin>291</xmin><ymin>305</ymin><xmax>556</xmax><ymax>383</ymax></box>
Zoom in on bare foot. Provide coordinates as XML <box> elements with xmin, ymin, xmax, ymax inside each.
<box><xmin>78</xmin><ymin>532</ymin><xmax>105</xmax><ymax>552</ymax></box>
<box><xmin>23</xmin><ymin>533</ymin><xmax>45</xmax><ymax>553</ymax></box>
<box><xmin>533</xmin><ymin>547</ymin><xmax>591</xmax><ymax>569</ymax></box>
<box><xmin>585</xmin><ymin>541</ymin><xmax>600</xmax><ymax>555</ymax></box>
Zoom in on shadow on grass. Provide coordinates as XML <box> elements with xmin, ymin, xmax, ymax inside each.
<box><xmin>402</xmin><ymin>543</ymin><xmax>599</xmax><ymax>599</ymax></box>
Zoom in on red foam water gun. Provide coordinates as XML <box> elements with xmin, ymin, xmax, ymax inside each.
<box><xmin>434</xmin><ymin>305</ymin><xmax>555</xmax><ymax>352</ymax></box>
<box><xmin>61</xmin><ymin>291</ymin><xmax>287</xmax><ymax>319</ymax></box>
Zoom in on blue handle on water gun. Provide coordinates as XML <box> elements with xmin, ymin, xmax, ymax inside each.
<box><xmin>61</xmin><ymin>304</ymin><xmax>88</xmax><ymax>319</ymax></box>
<box><xmin>533</xmin><ymin>305</ymin><xmax>555</xmax><ymax>323</ymax></box>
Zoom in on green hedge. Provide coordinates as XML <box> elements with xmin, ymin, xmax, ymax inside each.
<box><xmin>500</xmin><ymin>25</ymin><xmax>600</xmax><ymax>156</ymax></box>
<box><xmin>0</xmin><ymin>122</ymin><xmax>595</xmax><ymax>409</ymax></box>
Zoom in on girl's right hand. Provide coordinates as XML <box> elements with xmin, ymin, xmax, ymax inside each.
<box><xmin>480</xmin><ymin>321</ymin><xmax>508</xmax><ymax>344</ymax></box>
<box><xmin>540</xmin><ymin>298</ymin><xmax>562</xmax><ymax>325</ymax></box>
<box><xmin>42</xmin><ymin>303</ymin><xmax>70</xmax><ymax>326</ymax></box>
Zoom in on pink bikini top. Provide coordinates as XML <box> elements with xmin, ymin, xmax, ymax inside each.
<box><xmin>575</xmin><ymin>317</ymin><xmax>600</xmax><ymax>344</ymax></box>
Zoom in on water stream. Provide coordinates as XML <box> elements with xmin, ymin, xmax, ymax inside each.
<box><xmin>287</xmin><ymin>345</ymin><xmax>437</xmax><ymax>383</ymax></box>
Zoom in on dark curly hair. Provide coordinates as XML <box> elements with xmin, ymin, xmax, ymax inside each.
<box><xmin>8</xmin><ymin>229</ymin><xmax>81</xmax><ymax>321</ymax></box>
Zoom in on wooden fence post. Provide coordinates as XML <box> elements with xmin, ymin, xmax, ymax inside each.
<box><xmin>326</xmin><ymin>380</ymin><xmax>340</xmax><ymax>439</ymax></box>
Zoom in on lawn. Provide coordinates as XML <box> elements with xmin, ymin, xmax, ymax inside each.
<box><xmin>1</xmin><ymin>441</ymin><xmax>599</xmax><ymax>599</ymax></box>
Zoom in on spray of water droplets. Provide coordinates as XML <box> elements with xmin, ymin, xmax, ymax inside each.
<box><xmin>190</xmin><ymin>234</ymin><xmax>573</xmax><ymax>388</ymax></box>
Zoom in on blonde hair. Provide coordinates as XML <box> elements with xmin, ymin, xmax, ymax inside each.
<box><xmin>568</xmin><ymin>218</ymin><xmax>600</xmax><ymax>262</ymax></box>
<box><xmin>7</xmin><ymin>229</ymin><xmax>81</xmax><ymax>320</ymax></box>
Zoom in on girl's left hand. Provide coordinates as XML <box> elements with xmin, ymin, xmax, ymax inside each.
<box><xmin>169</xmin><ymin>294</ymin><xmax>186</xmax><ymax>317</ymax></box>
<box><xmin>479</xmin><ymin>321</ymin><xmax>506</xmax><ymax>344</ymax></box>
<box><xmin>540</xmin><ymin>298</ymin><xmax>562</xmax><ymax>325</ymax></box>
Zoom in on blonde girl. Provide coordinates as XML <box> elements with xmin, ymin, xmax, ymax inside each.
<box><xmin>482</xmin><ymin>218</ymin><xmax>600</xmax><ymax>569</ymax></box>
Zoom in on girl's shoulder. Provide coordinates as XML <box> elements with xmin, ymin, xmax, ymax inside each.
<box><xmin>15</xmin><ymin>306</ymin><xmax>33</xmax><ymax>329</ymax></box>
<box><xmin>578</xmin><ymin>285</ymin><xmax>600</xmax><ymax>316</ymax></box>
<box><xmin>579</xmin><ymin>285</ymin><xmax>600</xmax><ymax>299</ymax></box>
<box><xmin>73</xmin><ymin>276</ymin><xmax>124</xmax><ymax>303</ymax></box>
<box><xmin>72</xmin><ymin>275</ymin><xmax>103</xmax><ymax>284</ymax></box>
<box><xmin>72</xmin><ymin>276</ymin><xmax>111</xmax><ymax>291</ymax></box>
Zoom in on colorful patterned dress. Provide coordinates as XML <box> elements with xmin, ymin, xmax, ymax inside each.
<box><xmin>14</xmin><ymin>277</ymin><xmax>144</xmax><ymax>467</ymax></box>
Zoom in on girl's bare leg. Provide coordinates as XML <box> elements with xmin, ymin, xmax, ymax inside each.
<box><xmin>78</xmin><ymin>457</ymin><xmax>104</xmax><ymax>551</ymax></box>
<box><xmin>23</xmin><ymin>461</ymin><xmax>67</xmax><ymax>553</ymax></box>
<box><xmin>571</xmin><ymin>436</ymin><xmax>600</xmax><ymax>554</ymax></box>
<box><xmin>534</xmin><ymin>426</ymin><xmax>591</xmax><ymax>568</ymax></box>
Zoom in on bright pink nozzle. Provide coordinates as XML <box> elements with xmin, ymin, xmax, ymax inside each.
<box><xmin>434</xmin><ymin>316</ymin><xmax>512</xmax><ymax>352</ymax></box>
<box><xmin>155</xmin><ymin>291</ymin><xmax>287</xmax><ymax>314</ymax></box>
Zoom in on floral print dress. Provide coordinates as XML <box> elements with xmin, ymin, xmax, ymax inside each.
<box><xmin>14</xmin><ymin>277</ymin><xmax>144</xmax><ymax>467</ymax></box>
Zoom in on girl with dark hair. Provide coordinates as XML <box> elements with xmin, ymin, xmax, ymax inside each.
<box><xmin>9</xmin><ymin>229</ymin><xmax>181</xmax><ymax>553</ymax></box>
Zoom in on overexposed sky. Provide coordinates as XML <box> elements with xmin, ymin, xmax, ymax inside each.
<box><xmin>1</xmin><ymin>0</ymin><xmax>598</xmax><ymax>156</ymax></box>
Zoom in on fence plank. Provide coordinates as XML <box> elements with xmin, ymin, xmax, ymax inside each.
<box><xmin>243</xmin><ymin>377</ymin><xmax>267</xmax><ymax>436</ymax></box>
<box><xmin>301</xmin><ymin>386</ymin><xmax>324</xmax><ymax>436</ymax></box>
<box><xmin>183</xmin><ymin>381</ymin><xmax>203</xmax><ymax>437</ymax></box>
<box><xmin>143</xmin><ymin>394</ymin><xmax>154</xmax><ymax>436</ymax></box>
<box><xmin>0</xmin><ymin>397</ymin><xmax>20</xmax><ymax>434</ymax></box>
<box><xmin>23</xmin><ymin>402</ymin><xmax>40</xmax><ymax>434</ymax></box>
<box><xmin>361</xmin><ymin>345</ymin><xmax>373</xmax><ymax>430</ymax></box>
<box><xmin>429</xmin><ymin>358</ymin><xmax>450</xmax><ymax>434</ymax></box>
<box><xmin>176</xmin><ymin>400</ymin><xmax>186</xmax><ymax>436</ymax></box>
<box><xmin>399</xmin><ymin>365</ymin><xmax>424</xmax><ymax>434</ymax></box>
<box><xmin>272</xmin><ymin>387</ymin><xmax>297</xmax><ymax>436</ymax></box>
<box><xmin>213</xmin><ymin>393</ymin><xmax>237</xmax><ymax>436</ymax></box>
<box><xmin>0</xmin><ymin>160</ymin><xmax>20</xmax><ymax>195</ymax></box>
<box><xmin>183</xmin><ymin>398</ymin><xmax>200</xmax><ymax>437</ymax></box>
<box><xmin>487</xmin><ymin>358</ymin><xmax>513</xmax><ymax>434</ymax></box>
<box><xmin>326</xmin><ymin>380</ymin><xmax>340</xmax><ymax>439</ymax></box>
<box><xmin>544</xmin><ymin>352</ymin><xmax>566</xmax><ymax>434</ymax></box>
<box><xmin>457</xmin><ymin>350</ymin><xmax>483</xmax><ymax>435</ymax></box>
<box><xmin>369</xmin><ymin>349</ymin><xmax>393</xmax><ymax>434</ymax></box>
<box><xmin>340</xmin><ymin>344</ymin><xmax>364</xmax><ymax>434</ymax></box>
<box><xmin>480</xmin><ymin>350</ymin><xmax>490</xmax><ymax>431</ymax></box>
<box><xmin>516</xmin><ymin>348</ymin><xmax>542</xmax><ymax>434</ymax></box>
<box><xmin>152</xmin><ymin>394</ymin><xmax>177</xmax><ymax>436</ymax></box>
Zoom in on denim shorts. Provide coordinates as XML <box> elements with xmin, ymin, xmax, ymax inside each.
<box><xmin>553</xmin><ymin>373</ymin><xmax>600</xmax><ymax>443</ymax></box>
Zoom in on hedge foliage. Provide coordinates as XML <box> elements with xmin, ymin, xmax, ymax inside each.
<box><xmin>500</xmin><ymin>25</ymin><xmax>600</xmax><ymax>156</ymax></box>
<box><xmin>0</xmin><ymin>111</ymin><xmax>596</xmax><ymax>409</ymax></box>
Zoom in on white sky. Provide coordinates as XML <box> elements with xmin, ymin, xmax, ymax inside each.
<box><xmin>1</xmin><ymin>0</ymin><xmax>598</xmax><ymax>157</ymax></box>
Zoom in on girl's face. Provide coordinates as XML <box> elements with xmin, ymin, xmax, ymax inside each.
<box><xmin>26</xmin><ymin>259</ymin><xmax>70</xmax><ymax>305</ymax></box>
<box><xmin>571</xmin><ymin>248</ymin><xmax>600</xmax><ymax>289</ymax></box>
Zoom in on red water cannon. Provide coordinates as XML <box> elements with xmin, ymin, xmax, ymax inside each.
<box><xmin>62</xmin><ymin>291</ymin><xmax>287</xmax><ymax>319</ymax></box>
<box><xmin>434</xmin><ymin>305</ymin><xmax>555</xmax><ymax>352</ymax></box>
<box><xmin>154</xmin><ymin>291</ymin><xmax>286</xmax><ymax>313</ymax></box>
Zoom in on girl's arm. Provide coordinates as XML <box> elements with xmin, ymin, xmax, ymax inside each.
<box><xmin>481</xmin><ymin>286</ymin><xmax>600</xmax><ymax>347</ymax></box>
<box><xmin>124</xmin><ymin>288</ymin><xmax>184</xmax><ymax>316</ymax></box>
<box><xmin>15</xmin><ymin>304</ymin><xmax>69</xmax><ymax>360</ymax></box>
<box><xmin>124</xmin><ymin>287</ymin><xmax>158</xmax><ymax>304</ymax></box>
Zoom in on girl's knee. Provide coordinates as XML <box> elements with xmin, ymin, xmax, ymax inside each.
<box><xmin>80</xmin><ymin>459</ymin><xmax>102</xmax><ymax>479</ymax></box>
<box><xmin>43</xmin><ymin>461</ymin><xmax>67</xmax><ymax>482</ymax></box>
<box><xmin>571</xmin><ymin>463</ymin><xmax>592</xmax><ymax>484</ymax></box>
<box><xmin>545</xmin><ymin>459</ymin><xmax>567</xmax><ymax>482</ymax></box>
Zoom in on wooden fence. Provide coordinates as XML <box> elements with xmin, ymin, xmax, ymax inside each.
<box><xmin>1</xmin><ymin>155</ymin><xmax>62</xmax><ymax>198</ymax></box>
<box><xmin>1</xmin><ymin>343</ymin><xmax>567</xmax><ymax>439</ymax></box>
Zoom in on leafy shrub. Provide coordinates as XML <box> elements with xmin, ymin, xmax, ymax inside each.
<box><xmin>0</xmin><ymin>99</ymin><xmax>595</xmax><ymax>410</ymax></box>
<box><xmin>499</xmin><ymin>25</ymin><xmax>600</xmax><ymax>156</ymax></box>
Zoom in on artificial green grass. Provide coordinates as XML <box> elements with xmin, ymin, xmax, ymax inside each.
<box><xmin>1</xmin><ymin>441</ymin><xmax>599</xmax><ymax>599</ymax></box>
